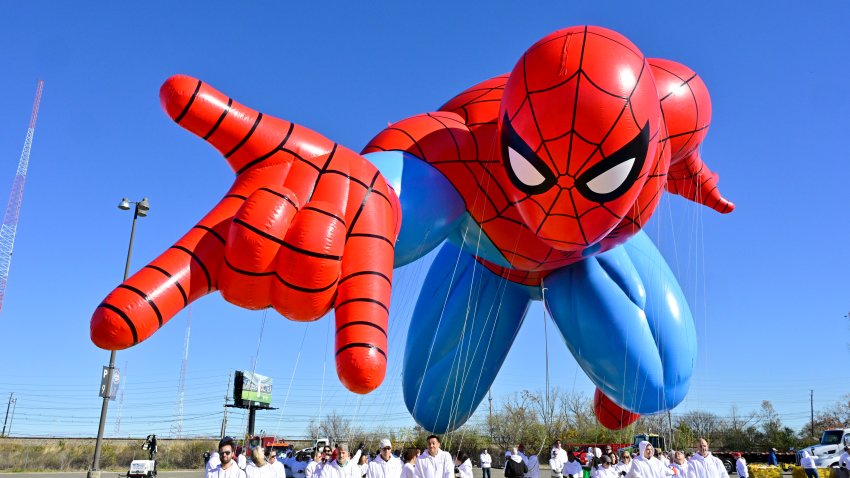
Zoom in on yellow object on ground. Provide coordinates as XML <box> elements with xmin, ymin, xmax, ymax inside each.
<box><xmin>748</xmin><ymin>464</ymin><xmax>783</xmax><ymax>478</ymax></box>
<box><xmin>790</xmin><ymin>466</ymin><xmax>835</xmax><ymax>478</ymax></box>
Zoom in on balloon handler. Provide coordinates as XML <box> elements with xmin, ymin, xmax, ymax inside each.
<box><xmin>91</xmin><ymin>26</ymin><xmax>734</xmax><ymax>433</ymax></box>
<box><xmin>127</xmin><ymin>434</ymin><xmax>158</xmax><ymax>478</ymax></box>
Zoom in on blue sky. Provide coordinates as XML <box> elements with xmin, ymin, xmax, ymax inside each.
<box><xmin>0</xmin><ymin>1</ymin><xmax>848</xmax><ymax>440</ymax></box>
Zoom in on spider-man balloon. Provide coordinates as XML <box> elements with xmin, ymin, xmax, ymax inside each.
<box><xmin>91</xmin><ymin>26</ymin><xmax>733</xmax><ymax>432</ymax></box>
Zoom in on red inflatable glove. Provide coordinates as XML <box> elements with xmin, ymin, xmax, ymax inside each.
<box><xmin>91</xmin><ymin>75</ymin><xmax>400</xmax><ymax>393</ymax></box>
<box><xmin>649</xmin><ymin>58</ymin><xmax>735</xmax><ymax>214</ymax></box>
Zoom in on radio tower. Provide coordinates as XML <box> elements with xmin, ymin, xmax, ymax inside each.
<box><xmin>175</xmin><ymin>307</ymin><xmax>191</xmax><ymax>437</ymax></box>
<box><xmin>0</xmin><ymin>81</ymin><xmax>44</xmax><ymax>317</ymax></box>
<box><xmin>113</xmin><ymin>360</ymin><xmax>127</xmax><ymax>436</ymax></box>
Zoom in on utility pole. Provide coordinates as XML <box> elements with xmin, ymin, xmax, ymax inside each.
<box><xmin>7</xmin><ymin>397</ymin><xmax>16</xmax><ymax>436</ymax></box>
<box><xmin>488</xmin><ymin>389</ymin><xmax>492</xmax><ymax>420</ymax></box>
<box><xmin>811</xmin><ymin>389</ymin><xmax>815</xmax><ymax>439</ymax></box>
<box><xmin>667</xmin><ymin>410</ymin><xmax>674</xmax><ymax>449</ymax></box>
<box><xmin>221</xmin><ymin>371</ymin><xmax>231</xmax><ymax>438</ymax></box>
<box><xmin>487</xmin><ymin>388</ymin><xmax>493</xmax><ymax>440</ymax></box>
<box><xmin>2</xmin><ymin>392</ymin><xmax>13</xmax><ymax>437</ymax></box>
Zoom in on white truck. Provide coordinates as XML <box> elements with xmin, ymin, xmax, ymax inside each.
<box><xmin>797</xmin><ymin>428</ymin><xmax>850</xmax><ymax>468</ymax></box>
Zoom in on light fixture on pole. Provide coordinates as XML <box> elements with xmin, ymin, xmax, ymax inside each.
<box><xmin>88</xmin><ymin>197</ymin><xmax>150</xmax><ymax>478</ymax></box>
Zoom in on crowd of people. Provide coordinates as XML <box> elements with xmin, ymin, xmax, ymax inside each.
<box><xmin>204</xmin><ymin>435</ymin><xmax>781</xmax><ymax>478</ymax></box>
<box><xmin>205</xmin><ymin>435</ymin><xmax>457</xmax><ymax>478</ymax></box>
<box><xmin>204</xmin><ymin>436</ymin><xmax>285</xmax><ymax>478</ymax></box>
<box><xmin>549</xmin><ymin>439</ymin><xmax>733</xmax><ymax>478</ymax></box>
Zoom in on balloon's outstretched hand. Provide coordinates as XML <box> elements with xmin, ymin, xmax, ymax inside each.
<box><xmin>91</xmin><ymin>75</ymin><xmax>400</xmax><ymax>394</ymax></box>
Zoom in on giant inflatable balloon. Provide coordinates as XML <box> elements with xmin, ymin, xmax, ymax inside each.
<box><xmin>91</xmin><ymin>26</ymin><xmax>733</xmax><ymax>431</ymax></box>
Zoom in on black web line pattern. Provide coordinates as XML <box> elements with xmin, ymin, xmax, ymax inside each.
<box><xmin>516</xmin><ymin>25</ymin><xmax>650</xmax><ymax>246</ymax></box>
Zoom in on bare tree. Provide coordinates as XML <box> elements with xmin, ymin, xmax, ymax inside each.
<box><xmin>813</xmin><ymin>394</ymin><xmax>850</xmax><ymax>430</ymax></box>
<box><xmin>720</xmin><ymin>405</ymin><xmax>759</xmax><ymax>450</ymax></box>
<box><xmin>306</xmin><ymin>418</ymin><xmax>321</xmax><ymax>439</ymax></box>
<box><xmin>728</xmin><ymin>405</ymin><xmax>757</xmax><ymax>432</ymax></box>
<box><xmin>559</xmin><ymin>392</ymin><xmax>595</xmax><ymax>431</ymax></box>
<box><xmin>676</xmin><ymin>410</ymin><xmax>723</xmax><ymax>441</ymax></box>
<box><xmin>487</xmin><ymin>392</ymin><xmax>546</xmax><ymax>453</ymax></box>
<box><xmin>305</xmin><ymin>411</ymin><xmax>355</xmax><ymax>444</ymax></box>
<box><xmin>527</xmin><ymin>388</ymin><xmax>568</xmax><ymax>450</ymax></box>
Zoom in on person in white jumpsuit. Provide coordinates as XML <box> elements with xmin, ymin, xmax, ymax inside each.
<box><xmin>481</xmin><ymin>450</ymin><xmax>493</xmax><ymax>478</ymax></box>
<box><xmin>305</xmin><ymin>450</ymin><xmax>324</xmax><ymax>478</ymax></box>
<box><xmin>552</xmin><ymin>442</ymin><xmax>569</xmax><ymax>465</ymax></box>
<box><xmin>359</xmin><ymin>454</ymin><xmax>370</xmax><ymax>478</ymax></box>
<box><xmin>614</xmin><ymin>452</ymin><xmax>632</xmax><ymax>477</ymax></box>
<box><xmin>593</xmin><ymin>456</ymin><xmax>617</xmax><ymax>478</ymax></box>
<box><xmin>368</xmin><ymin>439</ymin><xmax>403</xmax><ymax>478</ymax></box>
<box><xmin>654</xmin><ymin>450</ymin><xmax>669</xmax><ymax>468</ymax></box>
<box><xmin>733</xmin><ymin>453</ymin><xmax>747</xmax><ymax>478</ymax></box>
<box><xmin>800</xmin><ymin>450</ymin><xmax>819</xmax><ymax>478</ymax></box>
<box><xmin>626</xmin><ymin>441</ymin><xmax>670</xmax><ymax>478</ymax></box>
<box><xmin>207</xmin><ymin>437</ymin><xmax>247</xmax><ymax>478</ymax></box>
<box><xmin>401</xmin><ymin>449</ymin><xmax>417</xmax><ymax>478</ymax></box>
<box><xmin>208</xmin><ymin>452</ymin><xmax>222</xmax><ymax>474</ymax></box>
<box><xmin>246</xmin><ymin>446</ymin><xmax>279</xmax><ymax>478</ymax></box>
<box><xmin>456</xmin><ymin>452</ymin><xmax>473</xmax><ymax>478</ymax></box>
<box><xmin>550</xmin><ymin>448</ymin><xmax>563</xmax><ymax>478</ymax></box>
<box><xmin>563</xmin><ymin>451</ymin><xmax>583</xmax><ymax>478</ymax></box>
<box><xmin>322</xmin><ymin>444</ymin><xmax>363</xmax><ymax>478</ymax></box>
<box><xmin>670</xmin><ymin>451</ymin><xmax>689</xmax><ymax>478</ymax></box>
<box><xmin>269</xmin><ymin>451</ymin><xmax>286</xmax><ymax>478</ymax></box>
<box><xmin>688</xmin><ymin>439</ymin><xmax>728</xmax><ymax>478</ymax></box>
<box><xmin>415</xmin><ymin>435</ymin><xmax>454</xmax><ymax>478</ymax></box>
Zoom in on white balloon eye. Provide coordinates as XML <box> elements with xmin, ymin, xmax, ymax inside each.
<box><xmin>508</xmin><ymin>146</ymin><xmax>547</xmax><ymax>188</ymax></box>
<box><xmin>576</xmin><ymin>122</ymin><xmax>650</xmax><ymax>203</ymax></box>
<box><xmin>584</xmin><ymin>157</ymin><xmax>636</xmax><ymax>195</ymax></box>
<box><xmin>501</xmin><ymin>113</ymin><xmax>557</xmax><ymax>195</ymax></box>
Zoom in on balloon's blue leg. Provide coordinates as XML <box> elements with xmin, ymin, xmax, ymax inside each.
<box><xmin>403</xmin><ymin>242</ymin><xmax>533</xmax><ymax>433</ymax></box>
<box><xmin>544</xmin><ymin>231</ymin><xmax>696</xmax><ymax>414</ymax></box>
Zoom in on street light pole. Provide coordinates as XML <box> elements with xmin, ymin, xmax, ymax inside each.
<box><xmin>89</xmin><ymin>198</ymin><xmax>149</xmax><ymax>478</ymax></box>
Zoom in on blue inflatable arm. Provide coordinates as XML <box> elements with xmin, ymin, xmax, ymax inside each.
<box><xmin>364</xmin><ymin>151</ymin><xmax>466</xmax><ymax>266</ymax></box>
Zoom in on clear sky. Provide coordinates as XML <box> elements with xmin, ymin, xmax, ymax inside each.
<box><xmin>0</xmin><ymin>1</ymin><xmax>848</xmax><ymax>441</ymax></box>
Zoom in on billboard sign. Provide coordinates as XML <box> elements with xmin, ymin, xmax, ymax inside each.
<box><xmin>234</xmin><ymin>371</ymin><xmax>273</xmax><ymax>407</ymax></box>
<box><xmin>99</xmin><ymin>366</ymin><xmax>120</xmax><ymax>401</ymax></box>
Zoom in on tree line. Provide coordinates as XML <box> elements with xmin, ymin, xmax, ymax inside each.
<box><xmin>305</xmin><ymin>389</ymin><xmax>850</xmax><ymax>456</ymax></box>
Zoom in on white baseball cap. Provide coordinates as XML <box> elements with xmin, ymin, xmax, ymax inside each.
<box><xmin>380</xmin><ymin>439</ymin><xmax>392</xmax><ymax>449</ymax></box>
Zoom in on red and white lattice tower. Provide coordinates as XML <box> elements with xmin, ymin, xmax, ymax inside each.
<box><xmin>0</xmin><ymin>81</ymin><xmax>44</xmax><ymax>317</ymax></box>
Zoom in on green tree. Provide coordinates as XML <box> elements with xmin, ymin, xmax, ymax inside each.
<box><xmin>757</xmin><ymin>401</ymin><xmax>801</xmax><ymax>451</ymax></box>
